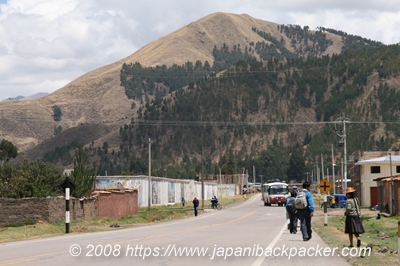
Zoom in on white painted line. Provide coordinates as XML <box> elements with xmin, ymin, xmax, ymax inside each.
<box><xmin>251</xmin><ymin>223</ymin><xmax>286</xmax><ymax>266</ymax></box>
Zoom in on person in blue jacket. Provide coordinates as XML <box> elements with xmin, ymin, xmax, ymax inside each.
<box><xmin>296</xmin><ymin>181</ymin><xmax>314</xmax><ymax>241</ymax></box>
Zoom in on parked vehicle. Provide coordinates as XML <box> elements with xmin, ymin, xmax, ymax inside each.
<box><xmin>320</xmin><ymin>194</ymin><xmax>347</xmax><ymax>208</ymax></box>
<box><xmin>333</xmin><ymin>194</ymin><xmax>347</xmax><ymax>208</ymax></box>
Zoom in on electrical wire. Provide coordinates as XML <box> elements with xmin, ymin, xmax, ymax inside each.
<box><xmin>0</xmin><ymin>114</ymin><xmax>399</xmax><ymax>127</ymax></box>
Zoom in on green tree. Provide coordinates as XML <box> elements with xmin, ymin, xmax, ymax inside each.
<box><xmin>54</xmin><ymin>125</ymin><xmax>62</xmax><ymax>135</ymax></box>
<box><xmin>52</xmin><ymin>105</ymin><xmax>63</xmax><ymax>121</ymax></box>
<box><xmin>221</xmin><ymin>148</ymin><xmax>236</xmax><ymax>174</ymax></box>
<box><xmin>69</xmin><ymin>145</ymin><xmax>97</xmax><ymax>198</ymax></box>
<box><xmin>0</xmin><ymin>160</ymin><xmax>64</xmax><ymax>198</ymax></box>
<box><xmin>0</xmin><ymin>139</ymin><xmax>18</xmax><ymax>165</ymax></box>
<box><xmin>0</xmin><ymin>162</ymin><xmax>24</xmax><ymax>198</ymax></box>
<box><xmin>287</xmin><ymin>145</ymin><xmax>305</xmax><ymax>182</ymax></box>
<box><xmin>21</xmin><ymin>160</ymin><xmax>65</xmax><ymax>197</ymax></box>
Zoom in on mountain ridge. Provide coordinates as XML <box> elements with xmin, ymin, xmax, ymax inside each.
<box><xmin>1</xmin><ymin>12</ymin><xmax>396</xmax><ymax>178</ymax></box>
<box><xmin>0</xmin><ymin>12</ymin><xmax>346</xmax><ymax>153</ymax></box>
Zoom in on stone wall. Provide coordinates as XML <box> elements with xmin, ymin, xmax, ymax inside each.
<box><xmin>0</xmin><ymin>190</ymin><xmax>138</xmax><ymax>226</ymax></box>
<box><xmin>0</xmin><ymin>197</ymin><xmax>85</xmax><ymax>226</ymax></box>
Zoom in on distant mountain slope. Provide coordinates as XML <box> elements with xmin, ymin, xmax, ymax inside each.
<box><xmin>21</xmin><ymin>92</ymin><xmax>49</xmax><ymax>101</ymax></box>
<box><xmin>0</xmin><ymin>12</ymin><xmax>384</xmax><ymax>156</ymax></box>
<box><xmin>2</xmin><ymin>95</ymin><xmax>24</xmax><ymax>101</ymax></box>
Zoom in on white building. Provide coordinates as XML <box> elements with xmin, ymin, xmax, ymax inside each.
<box><xmin>354</xmin><ymin>154</ymin><xmax>400</xmax><ymax>207</ymax></box>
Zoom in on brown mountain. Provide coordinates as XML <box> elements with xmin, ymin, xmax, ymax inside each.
<box><xmin>0</xmin><ymin>12</ymin><xmax>367</xmax><ymax>161</ymax></box>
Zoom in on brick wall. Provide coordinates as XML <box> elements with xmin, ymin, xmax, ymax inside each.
<box><xmin>83</xmin><ymin>198</ymin><xmax>96</xmax><ymax>220</ymax></box>
<box><xmin>95</xmin><ymin>190</ymin><xmax>138</xmax><ymax>219</ymax></box>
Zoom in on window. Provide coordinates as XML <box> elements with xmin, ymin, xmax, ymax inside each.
<box><xmin>371</xmin><ymin>166</ymin><xmax>381</xmax><ymax>174</ymax></box>
<box><xmin>397</xmin><ymin>165</ymin><xmax>400</xmax><ymax>173</ymax></box>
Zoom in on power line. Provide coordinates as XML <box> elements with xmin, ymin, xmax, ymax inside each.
<box><xmin>1</xmin><ymin>115</ymin><xmax>400</xmax><ymax>126</ymax></box>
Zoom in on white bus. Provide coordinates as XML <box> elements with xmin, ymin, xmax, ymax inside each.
<box><xmin>262</xmin><ymin>181</ymin><xmax>289</xmax><ymax>206</ymax></box>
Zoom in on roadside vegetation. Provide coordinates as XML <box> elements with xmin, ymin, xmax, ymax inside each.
<box><xmin>0</xmin><ymin>194</ymin><xmax>247</xmax><ymax>243</ymax></box>
<box><xmin>313</xmin><ymin>206</ymin><xmax>398</xmax><ymax>266</ymax></box>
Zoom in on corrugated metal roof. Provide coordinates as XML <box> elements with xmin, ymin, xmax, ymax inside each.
<box><xmin>372</xmin><ymin>175</ymin><xmax>400</xmax><ymax>181</ymax></box>
<box><xmin>355</xmin><ymin>155</ymin><xmax>400</xmax><ymax>165</ymax></box>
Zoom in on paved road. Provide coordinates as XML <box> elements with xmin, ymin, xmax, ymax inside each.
<box><xmin>0</xmin><ymin>194</ymin><xmax>352</xmax><ymax>266</ymax></box>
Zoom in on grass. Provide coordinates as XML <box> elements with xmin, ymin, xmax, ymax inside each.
<box><xmin>313</xmin><ymin>208</ymin><xmax>399</xmax><ymax>266</ymax></box>
<box><xmin>0</xmin><ymin>194</ymin><xmax>247</xmax><ymax>243</ymax></box>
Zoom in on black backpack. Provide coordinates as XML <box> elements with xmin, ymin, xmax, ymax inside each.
<box><xmin>287</xmin><ymin>198</ymin><xmax>297</xmax><ymax>214</ymax></box>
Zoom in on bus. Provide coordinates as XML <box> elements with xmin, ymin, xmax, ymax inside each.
<box><xmin>261</xmin><ymin>181</ymin><xmax>289</xmax><ymax>206</ymax></box>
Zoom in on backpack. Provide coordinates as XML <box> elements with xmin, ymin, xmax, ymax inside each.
<box><xmin>295</xmin><ymin>191</ymin><xmax>308</xmax><ymax>209</ymax></box>
<box><xmin>287</xmin><ymin>198</ymin><xmax>297</xmax><ymax>213</ymax></box>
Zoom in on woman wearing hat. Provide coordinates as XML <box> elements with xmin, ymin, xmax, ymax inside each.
<box><xmin>344</xmin><ymin>187</ymin><xmax>365</xmax><ymax>247</ymax></box>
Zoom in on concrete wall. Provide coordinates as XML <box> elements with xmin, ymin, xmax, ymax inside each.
<box><xmin>359</xmin><ymin>164</ymin><xmax>389</xmax><ymax>207</ymax></box>
<box><xmin>95</xmin><ymin>176</ymin><xmax>238</xmax><ymax>207</ymax></box>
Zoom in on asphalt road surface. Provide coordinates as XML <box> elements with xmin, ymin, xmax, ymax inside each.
<box><xmin>0</xmin><ymin>194</ymin><xmax>353</xmax><ymax>266</ymax></box>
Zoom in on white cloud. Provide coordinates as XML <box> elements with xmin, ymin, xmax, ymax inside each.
<box><xmin>0</xmin><ymin>0</ymin><xmax>399</xmax><ymax>100</ymax></box>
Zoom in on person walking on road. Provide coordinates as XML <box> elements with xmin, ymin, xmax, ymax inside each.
<box><xmin>192</xmin><ymin>197</ymin><xmax>199</xmax><ymax>216</ymax></box>
<box><xmin>344</xmin><ymin>187</ymin><xmax>365</xmax><ymax>247</ymax></box>
<box><xmin>286</xmin><ymin>191</ymin><xmax>298</xmax><ymax>234</ymax></box>
<box><xmin>296</xmin><ymin>181</ymin><xmax>314</xmax><ymax>241</ymax></box>
<box><xmin>182</xmin><ymin>197</ymin><xmax>185</xmax><ymax>207</ymax></box>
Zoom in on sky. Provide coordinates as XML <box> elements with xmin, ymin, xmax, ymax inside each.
<box><xmin>1</xmin><ymin>0</ymin><xmax>400</xmax><ymax>101</ymax></box>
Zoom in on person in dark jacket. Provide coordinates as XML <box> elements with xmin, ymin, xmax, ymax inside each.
<box><xmin>211</xmin><ymin>196</ymin><xmax>218</xmax><ymax>208</ymax></box>
<box><xmin>192</xmin><ymin>197</ymin><xmax>199</xmax><ymax>216</ymax></box>
<box><xmin>344</xmin><ymin>187</ymin><xmax>364</xmax><ymax>247</ymax></box>
<box><xmin>286</xmin><ymin>191</ymin><xmax>298</xmax><ymax>234</ymax></box>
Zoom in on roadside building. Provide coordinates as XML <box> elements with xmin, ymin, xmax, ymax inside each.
<box><xmin>372</xmin><ymin>176</ymin><xmax>400</xmax><ymax>215</ymax></box>
<box><xmin>352</xmin><ymin>150</ymin><xmax>400</xmax><ymax>207</ymax></box>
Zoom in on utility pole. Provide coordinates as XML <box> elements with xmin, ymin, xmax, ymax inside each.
<box><xmin>219</xmin><ymin>168</ymin><xmax>222</xmax><ymax>198</ymax></box>
<box><xmin>343</xmin><ymin>119</ymin><xmax>348</xmax><ymax>190</ymax></box>
<box><xmin>148</xmin><ymin>138</ymin><xmax>152</xmax><ymax>210</ymax></box>
<box><xmin>389</xmin><ymin>150</ymin><xmax>394</xmax><ymax>215</ymax></box>
<box><xmin>317</xmin><ymin>160</ymin><xmax>320</xmax><ymax>194</ymax></box>
<box><xmin>242</xmin><ymin>168</ymin><xmax>245</xmax><ymax>195</ymax></box>
<box><xmin>332</xmin><ymin>144</ymin><xmax>336</xmax><ymax>194</ymax></box>
<box><xmin>341</xmin><ymin>158</ymin><xmax>344</xmax><ymax>194</ymax></box>
<box><xmin>333</xmin><ymin>118</ymin><xmax>350</xmax><ymax>191</ymax></box>
<box><xmin>327</xmin><ymin>167</ymin><xmax>329</xmax><ymax>194</ymax></box>
<box><xmin>200</xmin><ymin>109</ymin><xmax>204</xmax><ymax>208</ymax></box>
<box><xmin>321</xmin><ymin>154</ymin><xmax>325</xmax><ymax>180</ymax></box>
<box><xmin>304</xmin><ymin>172</ymin><xmax>310</xmax><ymax>183</ymax></box>
<box><xmin>253</xmin><ymin>165</ymin><xmax>256</xmax><ymax>194</ymax></box>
